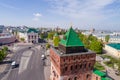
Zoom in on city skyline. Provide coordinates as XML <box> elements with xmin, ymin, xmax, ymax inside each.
<box><xmin>0</xmin><ymin>0</ymin><xmax>120</xmax><ymax>30</ymax></box>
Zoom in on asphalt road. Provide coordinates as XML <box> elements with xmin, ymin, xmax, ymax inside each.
<box><xmin>5</xmin><ymin>45</ymin><xmax>45</xmax><ymax>80</ymax></box>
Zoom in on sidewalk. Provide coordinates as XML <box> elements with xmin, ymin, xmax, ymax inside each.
<box><xmin>0</xmin><ymin>53</ymin><xmax>13</xmax><ymax>79</ymax></box>
<box><xmin>101</xmin><ymin>61</ymin><xmax>120</xmax><ymax>80</ymax></box>
<box><xmin>44</xmin><ymin>56</ymin><xmax>51</xmax><ymax>80</ymax></box>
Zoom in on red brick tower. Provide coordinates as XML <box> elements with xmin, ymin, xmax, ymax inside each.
<box><xmin>50</xmin><ymin>27</ymin><xmax>96</xmax><ymax>80</ymax></box>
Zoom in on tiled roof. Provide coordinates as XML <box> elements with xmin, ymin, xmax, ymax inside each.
<box><xmin>27</xmin><ymin>28</ymin><xmax>38</xmax><ymax>33</ymax></box>
<box><xmin>59</xmin><ymin>27</ymin><xmax>84</xmax><ymax>47</ymax></box>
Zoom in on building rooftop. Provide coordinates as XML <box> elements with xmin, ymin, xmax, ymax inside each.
<box><xmin>51</xmin><ymin>47</ymin><xmax>94</xmax><ymax>57</ymax></box>
<box><xmin>27</xmin><ymin>28</ymin><xmax>38</xmax><ymax>33</ymax></box>
<box><xmin>107</xmin><ymin>43</ymin><xmax>120</xmax><ymax>50</ymax></box>
<box><xmin>59</xmin><ymin>27</ymin><xmax>84</xmax><ymax>47</ymax></box>
<box><xmin>19</xmin><ymin>28</ymin><xmax>38</xmax><ymax>33</ymax></box>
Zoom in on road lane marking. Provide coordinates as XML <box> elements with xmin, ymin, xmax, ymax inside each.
<box><xmin>18</xmin><ymin>51</ymin><xmax>32</xmax><ymax>74</ymax></box>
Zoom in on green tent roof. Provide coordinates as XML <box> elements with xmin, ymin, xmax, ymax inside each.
<box><xmin>59</xmin><ymin>27</ymin><xmax>84</xmax><ymax>47</ymax></box>
<box><xmin>27</xmin><ymin>28</ymin><xmax>38</xmax><ymax>33</ymax></box>
<box><xmin>93</xmin><ymin>69</ymin><xmax>106</xmax><ymax>77</ymax></box>
<box><xmin>93</xmin><ymin>69</ymin><xmax>112</xmax><ymax>80</ymax></box>
<box><xmin>101</xmin><ymin>77</ymin><xmax>112</xmax><ymax>80</ymax></box>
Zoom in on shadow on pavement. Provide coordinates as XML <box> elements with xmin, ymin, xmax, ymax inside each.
<box><xmin>0</xmin><ymin>60</ymin><xmax>12</xmax><ymax>65</ymax></box>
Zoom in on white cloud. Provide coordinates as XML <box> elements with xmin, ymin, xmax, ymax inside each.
<box><xmin>47</xmin><ymin>0</ymin><xmax>119</xmax><ymax>23</ymax></box>
<box><xmin>33</xmin><ymin>13</ymin><xmax>42</xmax><ymax>21</ymax></box>
<box><xmin>33</xmin><ymin>13</ymin><xmax>42</xmax><ymax>17</ymax></box>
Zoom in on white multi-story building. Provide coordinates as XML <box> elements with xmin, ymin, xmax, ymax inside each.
<box><xmin>83</xmin><ymin>30</ymin><xmax>120</xmax><ymax>43</ymax></box>
<box><xmin>104</xmin><ymin>43</ymin><xmax>120</xmax><ymax>58</ymax></box>
<box><xmin>18</xmin><ymin>28</ymin><xmax>39</xmax><ymax>43</ymax></box>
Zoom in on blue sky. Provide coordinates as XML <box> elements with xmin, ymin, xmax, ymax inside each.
<box><xmin>0</xmin><ymin>0</ymin><xmax>120</xmax><ymax>30</ymax></box>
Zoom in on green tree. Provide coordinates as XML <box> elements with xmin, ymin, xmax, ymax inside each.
<box><xmin>40</xmin><ymin>34</ymin><xmax>44</xmax><ymax>39</ymax></box>
<box><xmin>0</xmin><ymin>49</ymin><xmax>6</xmax><ymax>61</ymax></box>
<box><xmin>58</xmin><ymin>30</ymin><xmax>66</xmax><ymax>35</ymax></box>
<box><xmin>94</xmin><ymin>62</ymin><xmax>105</xmax><ymax>70</ymax></box>
<box><xmin>0</xmin><ymin>50</ymin><xmax>3</xmax><ymax>61</ymax></box>
<box><xmin>88</xmin><ymin>34</ymin><xmax>97</xmax><ymax>41</ymax></box>
<box><xmin>47</xmin><ymin>32</ymin><xmax>55</xmax><ymax>40</ymax></box>
<box><xmin>105</xmin><ymin>35</ymin><xmax>110</xmax><ymax>42</ymax></box>
<box><xmin>20</xmin><ymin>38</ymin><xmax>25</xmax><ymax>42</ymax></box>
<box><xmin>79</xmin><ymin>33</ymin><xmax>85</xmax><ymax>41</ymax></box>
<box><xmin>117</xmin><ymin>59</ymin><xmax>120</xmax><ymax>72</ymax></box>
<box><xmin>46</xmin><ymin>43</ymin><xmax>50</xmax><ymax>49</ymax></box>
<box><xmin>3</xmin><ymin>46</ymin><xmax>8</xmax><ymax>51</ymax></box>
<box><xmin>53</xmin><ymin>36</ymin><xmax>60</xmax><ymax>47</ymax></box>
<box><xmin>82</xmin><ymin>36</ymin><xmax>90</xmax><ymax>48</ymax></box>
<box><xmin>90</xmin><ymin>41</ymin><xmax>103</xmax><ymax>54</ymax></box>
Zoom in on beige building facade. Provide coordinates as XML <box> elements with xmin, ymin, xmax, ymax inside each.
<box><xmin>18</xmin><ymin>28</ymin><xmax>38</xmax><ymax>43</ymax></box>
<box><xmin>104</xmin><ymin>43</ymin><xmax>120</xmax><ymax>58</ymax></box>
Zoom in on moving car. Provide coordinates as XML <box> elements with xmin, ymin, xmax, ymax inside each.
<box><xmin>28</xmin><ymin>47</ymin><xmax>31</xmax><ymax>49</ymax></box>
<box><xmin>41</xmin><ymin>55</ymin><xmax>45</xmax><ymax>60</ymax></box>
<box><xmin>11</xmin><ymin>61</ymin><xmax>16</xmax><ymax>69</ymax></box>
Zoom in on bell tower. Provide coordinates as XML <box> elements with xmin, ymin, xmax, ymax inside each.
<box><xmin>50</xmin><ymin>27</ymin><xmax>96</xmax><ymax>80</ymax></box>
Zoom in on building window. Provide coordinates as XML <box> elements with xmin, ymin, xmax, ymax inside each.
<box><xmin>53</xmin><ymin>71</ymin><xmax>56</xmax><ymax>77</ymax></box>
<box><xmin>74</xmin><ymin>57</ymin><xmax>76</xmax><ymax>60</ymax></box>
<box><xmin>96</xmin><ymin>77</ymin><xmax>98</xmax><ymax>80</ymax></box>
<box><xmin>74</xmin><ymin>77</ymin><xmax>77</xmax><ymax>80</ymax></box>
<box><xmin>80</xmin><ymin>64</ymin><xmax>82</xmax><ymax>69</ymax></box>
<box><xmin>86</xmin><ymin>74</ymin><xmax>91</xmax><ymax>80</ymax></box>
<box><xmin>75</xmin><ymin>65</ymin><xmax>77</xmax><ymax>69</ymax></box>
<box><xmin>69</xmin><ymin>59</ymin><xmax>70</xmax><ymax>62</ymax></box>
<box><xmin>71</xmin><ymin>66</ymin><xmax>73</xmax><ymax>70</ymax></box>
<box><xmin>84</xmin><ymin>63</ymin><xmax>86</xmax><ymax>68</ymax></box>
<box><xmin>64</xmin><ymin>59</ymin><xmax>65</xmax><ymax>62</ymax></box>
<box><xmin>65</xmin><ymin>66</ymin><xmax>67</xmax><ymax>71</ymax></box>
<box><xmin>68</xmin><ymin>78</ymin><xmax>71</xmax><ymax>80</ymax></box>
<box><xmin>28</xmin><ymin>35</ymin><xmax>30</xmax><ymax>39</ymax></box>
<box><xmin>79</xmin><ymin>57</ymin><xmax>80</xmax><ymax>60</ymax></box>
<box><xmin>89</xmin><ymin>63</ymin><xmax>91</xmax><ymax>67</ymax></box>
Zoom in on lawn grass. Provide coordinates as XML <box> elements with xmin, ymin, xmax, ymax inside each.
<box><xmin>101</xmin><ymin>54</ymin><xmax>120</xmax><ymax>69</ymax></box>
<box><xmin>94</xmin><ymin>62</ymin><xmax>105</xmax><ymax>71</ymax></box>
<box><xmin>104</xmin><ymin>61</ymin><xmax>114</xmax><ymax>68</ymax></box>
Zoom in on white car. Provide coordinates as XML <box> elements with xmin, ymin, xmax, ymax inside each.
<box><xmin>11</xmin><ymin>61</ymin><xmax>16</xmax><ymax>69</ymax></box>
<box><xmin>41</xmin><ymin>55</ymin><xmax>45</xmax><ymax>60</ymax></box>
<box><xmin>11</xmin><ymin>61</ymin><xmax>16</xmax><ymax>66</ymax></box>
